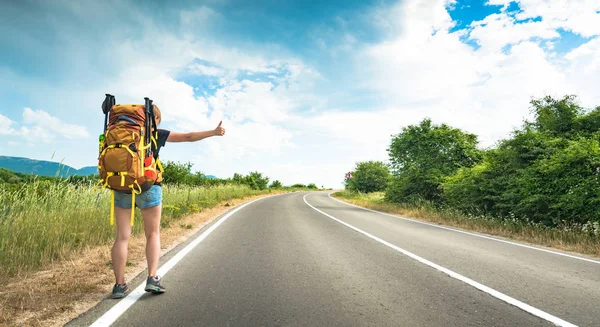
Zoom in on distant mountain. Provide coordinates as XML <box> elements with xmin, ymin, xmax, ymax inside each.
<box><xmin>0</xmin><ymin>156</ymin><xmax>218</xmax><ymax>179</ymax></box>
<box><xmin>0</xmin><ymin>156</ymin><xmax>98</xmax><ymax>178</ymax></box>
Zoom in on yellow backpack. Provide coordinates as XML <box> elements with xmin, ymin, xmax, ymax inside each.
<box><xmin>97</xmin><ymin>94</ymin><xmax>164</xmax><ymax>226</ymax></box>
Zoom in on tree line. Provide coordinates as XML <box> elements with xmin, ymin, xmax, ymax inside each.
<box><xmin>159</xmin><ymin>161</ymin><xmax>318</xmax><ymax>190</ymax></box>
<box><xmin>345</xmin><ymin>95</ymin><xmax>600</xmax><ymax>227</ymax></box>
<box><xmin>0</xmin><ymin>161</ymin><xmax>319</xmax><ymax>192</ymax></box>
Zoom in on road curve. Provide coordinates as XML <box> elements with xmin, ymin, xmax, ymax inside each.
<box><xmin>68</xmin><ymin>191</ymin><xmax>600</xmax><ymax>327</ymax></box>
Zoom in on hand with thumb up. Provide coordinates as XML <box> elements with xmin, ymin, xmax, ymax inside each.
<box><xmin>214</xmin><ymin>121</ymin><xmax>226</xmax><ymax>136</ymax></box>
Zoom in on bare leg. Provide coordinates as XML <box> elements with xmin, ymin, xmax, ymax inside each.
<box><xmin>112</xmin><ymin>206</ymin><xmax>132</xmax><ymax>284</ymax></box>
<box><xmin>142</xmin><ymin>204</ymin><xmax>162</xmax><ymax>276</ymax></box>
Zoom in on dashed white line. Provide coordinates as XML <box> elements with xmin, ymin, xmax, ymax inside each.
<box><xmin>304</xmin><ymin>194</ymin><xmax>578</xmax><ymax>327</ymax></box>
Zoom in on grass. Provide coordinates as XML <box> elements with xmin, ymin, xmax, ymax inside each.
<box><xmin>332</xmin><ymin>190</ymin><xmax>600</xmax><ymax>258</ymax></box>
<box><xmin>0</xmin><ymin>180</ymin><xmax>269</xmax><ymax>277</ymax></box>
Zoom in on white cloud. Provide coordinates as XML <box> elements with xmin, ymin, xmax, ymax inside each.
<box><xmin>364</xmin><ymin>27</ymin><xmax>480</xmax><ymax>103</ymax></box>
<box><xmin>487</xmin><ymin>0</ymin><xmax>600</xmax><ymax>38</ymax></box>
<box><xmin>111</xmin><ymin>68</ymin><xmax>211</xmax><ymax>126</ymax></box>
<box><xmin>305</xmin><ymin>109</ymin><xmax>414</xmax><ymax>149</ymax></box>
<box><xmin>469</xmin><ymin>13</ymin><xmax>559</xmax><ymax>53</ymax></box>
<box><xmin>183</xmin><ymin>40</ymin><xmax>288</xmax><ymax>75</ymax></box>
<box><xmin>22</xmin><ymin>107</ymin><xmax>89</xmax><ymax>139</ymax></box>
<box><xmin>350</xmin><ymin>0</ymin><xmax>600</xmax><ymax>152</ymax></box>
<box><xmin>104</xmin><ymin>50</ymin><xmax>309</xmax><ymax>164</ymax></box>
<box><xmin>208</xmin><ymin>80</ymin><xmax>293</xmax><ymax>124</ymax></box>
<box><xmin>189</xmin><ymin>63</ymin><xmax>225</xmax><ymax>77</ymax></box>
<box><xmin>564</xmin><ymin>37</ymin><xmax>600</xmax><ymax>106</ymax></box>
<box><xmin>0</xmin><ymin>109</ymin><xmax>89</xmax><ymax>142</ymax></box>
<box><xmin>0</xmin><ymin>114</ymin><xmax>15</xmax><ymax>135</ymax></box>
<box><xmin>208</xmin><ymin>120</ymin><xmax>293</xmax><ymax>160</ymax></box>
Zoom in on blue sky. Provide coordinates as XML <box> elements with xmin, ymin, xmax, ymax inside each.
<box><xmin>1</xmin><ymin>0</ymin><xmax>600</xmax><ymax>188</ymax></box>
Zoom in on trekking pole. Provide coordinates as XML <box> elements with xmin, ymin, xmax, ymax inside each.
<box><xmin>102</xmin><ymin>94</ymin><xmax>115</xmax><ymax>133</ymax></box>
<box><xmin>144</xmin><ymin>97</ymin><xmax>153</xmax><ymax>157</ymax></box>
<box><xmin>99</xmin><ymin>94</ymin><xmax>115</xmax><ymax>158</ymax></box>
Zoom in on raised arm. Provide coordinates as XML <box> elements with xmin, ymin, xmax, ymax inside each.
<box><xmin>167</xmin><ymin>121</ymin><xmax>226</xmax><ymax>143</ymax></box>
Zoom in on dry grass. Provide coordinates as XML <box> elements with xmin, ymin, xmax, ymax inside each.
<box><xmin>332</xmin><ymin>192</ymin><xmax>600</xmax><ymax>259</ymax></box>
<box><xmin>0</xmin><ymin>192</ymin><xmax>282</xmax><ymax>327</ymax></box>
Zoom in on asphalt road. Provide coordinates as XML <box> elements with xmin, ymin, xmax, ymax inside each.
<box><xmin>69</xmin><ymin>191</ymin><xmax>600</xmax><ymax>327</ymax></box>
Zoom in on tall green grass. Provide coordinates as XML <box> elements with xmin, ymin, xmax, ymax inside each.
<box><xmin>0</xmin><ymin>180</ymin><xmax>268</xmax><ymax>277</ymax></box>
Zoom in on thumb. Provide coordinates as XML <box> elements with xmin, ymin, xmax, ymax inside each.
<box><xmin>217</xmin><ymin>121</ymin><xmax>222</xmax><ymax>128</ymax></box>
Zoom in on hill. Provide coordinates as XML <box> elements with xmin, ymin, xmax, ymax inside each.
<box><xmin>0</xmin><ymin>156</ymin><xmax>97</xmax><ymax>177</ymax></box>
<box><xmin>0</xmin><ymin>156</ymin><xmax>218</xmax><ymax>179</ymax></box>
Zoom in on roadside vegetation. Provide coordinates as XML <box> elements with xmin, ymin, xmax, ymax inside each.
<box><xmin>0</xmin><ymin>162</ymin><xmax>320</xmax><ymax>277</ymax></box>
<box><xmin>338</xmin><ymin>95</ymin><xmax>600</xmax><ymax>257</ymax></box>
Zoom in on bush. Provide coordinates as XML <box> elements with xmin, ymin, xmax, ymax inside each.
<box><xmin>161</xmin><ymin>161</ymin><xmax>193</xmax><ymax>185</ymax></box>
<box><xmin>442</xmin><ymin>95</ymin><xmax>600</xmax><ymax>227</ymax></box>
<box><xmin>243</xmin><ymin>171</ymin><xmax>269</xmax><ymax>190</ymax></box>
<box><xmin>346</xmin><ymin>161</ymin><xmax>390</xmax><ymax>193</ymax></box>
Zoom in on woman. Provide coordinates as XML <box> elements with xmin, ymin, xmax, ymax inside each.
<box><xmin>110</xmin><ymin>109</ymin><xmax>226</xmax><ymax>299</ymax></box>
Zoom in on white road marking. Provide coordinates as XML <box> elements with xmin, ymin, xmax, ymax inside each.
<box><xmin>89</xmin><ymin>194</ymin><xmax>281</xmax><ymax>327</ymax></box>
<box><xmin>304</xmin><ymin>194</ymin><xmax>578</xmax><ymax>327</ymax></box>
<box><xmin>327</xmin><ymin>192</ymin><xmax>600</xmax><ymax>265</ymax></box>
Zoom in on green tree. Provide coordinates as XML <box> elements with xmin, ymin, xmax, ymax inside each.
<box><xmin>232</xmin><ymin>173</ymin><xmax>244</xmax><ymax>184</ymax></box>
<box><xmin>307</xmin><ymin>183</ymin><xmax>318</xmax><ymax>189</ymax></box>
<box><xmin>350</xmin><ymin>161</ymin><xmax>390</xmax><ymax>193</ymax></box>
<box><xmin>529</xmin><ymin>94</ymin><xmax>581</xmax><ymax>136</ymax></box>
<box><xmin>270</xmin><ymin>180</ymin><xmax>283</xmax><ymax>189</ymax></box>
<box><xmin>576</xmin><ymin>106</ymin><xmax>600</xmax><ymax>134</ymax></box>
<box><xmin>161</xmin><ymin>161</ymin><xmax>193</xmax><ymax>185</ymax></box>
<box><xmin>386</xmin><ymin>118</ymin><xmax>482</xmax><ymax>202</ymax></box>
<box><xmin>243</xmin><ymin>171</ymin><xmax>270</xmax><ymax>190</ymax></box>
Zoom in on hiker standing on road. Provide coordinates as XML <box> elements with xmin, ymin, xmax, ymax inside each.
<box><xmin>109</xmin><ymin>107</ymin><xmax>226</xmax><ymax>299</ymax></box>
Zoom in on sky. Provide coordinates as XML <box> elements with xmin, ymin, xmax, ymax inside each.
<box><xmin>1</xmin><ymin>0</ymin><xmax>599</xmax><ymax>188</ymax></box>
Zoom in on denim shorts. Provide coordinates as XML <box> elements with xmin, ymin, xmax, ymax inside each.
<box><xmin>114</xmin><ymin>185</ymin><xmax>162</xmax><ymax>209</ymax></box>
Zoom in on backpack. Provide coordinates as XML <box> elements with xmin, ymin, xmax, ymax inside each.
<box><xmin>96</xmin><ymin>94</ymin><xmax>164</xmax><ymax>226</ymax></box>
